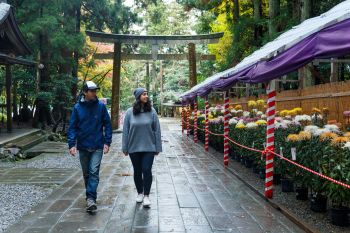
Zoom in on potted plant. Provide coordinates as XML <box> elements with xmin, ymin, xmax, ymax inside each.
<box><xmin>309</xmin><ymin>133</ymin><xmax>337</xmax><ymax>212</ymax></box>
<box><xmin>323</xmin><ymin>139</ymin><xmax>350</xmax><ymax>226</ymax></box>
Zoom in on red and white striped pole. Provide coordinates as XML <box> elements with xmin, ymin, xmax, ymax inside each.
<box><xmin>187</xmin><ymin>105</ymin><xmax>190</xmax><ymax>137</ymax></box>
<box><xmin>193</xmin><ymin>99</ymin><xmax>198</xmax><ymax>143</ymax></box>
<box><xmin>205</xmin><ymin>97</ymin><xmax>209</xmax><ymax>151</ymax></box>
<box><xmin>265</xmin><ymin>80</ymin><xmax>276</xmax><ymax>199</ymax></box>
<box><xmin>181</xmin><ymin>104</ymin><xmax>184</xmax><ymax>134</ymax></box>
<box><xmin>224</xmin><ymin>91</ymin><xmax>229</xmax><ymax>166</ymax></box>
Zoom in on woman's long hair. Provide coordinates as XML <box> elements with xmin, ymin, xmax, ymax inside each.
<box><xmin>133</xmin><ymin>99</ymin><xmax>152</xmax><ymax>115</ymax></box>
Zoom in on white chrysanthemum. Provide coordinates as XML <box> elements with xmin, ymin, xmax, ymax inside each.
<box><xmin>252</xmin><ymin>109</ymin><xmax>258</xmax><ymax>113</ymax></box>
<box><xmin>276</xmin><ymin>122</ymin><xmax>288</xmax><ymax>129</ymax></box>
<box><xmin>243</xmin><ymin>111</ymin><xmax>250</xmax><ymax>117</ymax></box>
<box><xmin>295</xmin><ymin>115</ymin><xmax>312</xmax><ymax>122</ymax></box>
<box><xmin>237</xmin><ymin>110</ymin><xmax>243</xmax><ymax>113</ymax></box>
<box><xmin>342</xmin><ymin>142</ymin><xmax>350</xmax><ymax>150</ymax></box>
<box><xmin>313</xmin><ymin>128</ymin><xmax>330</xmax><ymax>136</ymax></box>
<box><xmin>229</xmin><ymin>118</ymin><xmax>238</xmax><ymax>125</ymax></box>
<box><xmin>282</xmin><ymin>120</ymin><xmax>292</xmax><ymax>125</ymax></box>
<box><xmin>209</xmin><ymin>107</ymin><xmax>215</xmax><ymax>112</ymax></box>
<box><xmin>231</xmin><ymin>109</ymin><xmax>237</xmax><ymax>114</ymax></box>
<box><xmin>304</xmin><ymin>125</ymin><xmax>319</xmax><ymax>134</ymax></box>
<box><xmin>257</xmin><ymin>111</ymin><xmax>263</xmax><ymax>116</ymax></box>
<box><xmin>324</xmin><ymin>124</ymin><xmax>340</xmax><ymax>133</ymax></box>
<box><xmin>221</xmin><ymin>109</ymin><xmax>225</xmax><ymax>114</ymax></box>
<box><xmin>261</xmin><ymin>114</ymin><xmax>267</xmax><ymax>119</ymax></box>
<box><xmin>246</xmin><ymin>122</ymin><xmax>258</xmax><ymax>128</ymax></box>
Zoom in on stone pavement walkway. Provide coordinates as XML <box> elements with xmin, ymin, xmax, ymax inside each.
<box><xmin>4</xmin><ymin>118</ymin><xmax>305</xmax><ymax>233</ymax></box>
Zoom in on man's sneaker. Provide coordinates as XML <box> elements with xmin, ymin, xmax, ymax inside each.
<box><xmin>143</xmin><ymin>196</ymin><xmax>151</xmax><ymax>207</ymax></box>
<box><xmin>86</xmin><ymin>199</ymin><xmax>97</xmax><ymax>212</ymax></box>
<box><xmin>136</xmin><ymin>194</ymin><xmax>144</xmax><ymax>203</ymax></box>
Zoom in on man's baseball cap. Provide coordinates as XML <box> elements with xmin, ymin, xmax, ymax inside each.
<box><xmin>83</xmin><ymin>81</ymin><xmax>100</xmax><ymax>91</ymax></box>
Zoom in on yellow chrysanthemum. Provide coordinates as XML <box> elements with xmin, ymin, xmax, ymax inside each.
<box><xmin>331</xmin><ymin>136</ymin><xmax>349</xmax><ymax>147</ymax></box>
<box><xmin>255</xmin><ymin>120</ymin><xmax>267</xmax><ymax>125</ymax></box>
<box><xmin>320</xmin><ymin>132</ymin><xmax>338</xmax><ymax>141</ymax></box>
<box><xmin>235</xmin><ymin>123</ymin><xmax>246</xmax><ymax>129</ymax></box>
<box><xmin>234</xmin><ymin>105</ymin><xmax>242</xmax><ymax>110</ymax></box>
<box><xmin>312</xmin><ymin>107</ymin><xmax>321</xmax><ymax>114</ymax></box>
<box><xmin>287</xmin><ymin>110</ymin><xmax>298</xmax><ymax>116</ymax></box>
<box><xmin>293</xmin><ymin>107</ymin><xmax>303</xmax><ymax>115</ymax></box>
<box><xmin>201</xmin><ymin>120</ymin><xmax>205</xmax><ymax>124</ymax></box>
<box><xmin>248</xmin><ymin>101</ymin><xmax>257</xmax><ymax>108</ymax></box>
<box><xmin>287</xmin><ymin>134</ymin><xmax>300</xmax><ymax>142</ymax></box>
<box><xmin>257</xmin><ymin>99</ymin><xmax>265</xmax><ymax>106</ymax></box>
<box><xmin>298</xmin><ymin>131</ymin><xmax>312</xmax><ymax>140</ymax></box>
<box><xmin>280</xmin><ymin>110</ymin><xmax>289</xmax><ymax>117</ymax></box>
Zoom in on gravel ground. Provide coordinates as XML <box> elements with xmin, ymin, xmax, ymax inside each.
<box><xmin>0</xmin><ymin>152</ymin><xmax>81</xmax><ymax>169</ymax></box>
<box><xmin>0</xmin><ymin>184</ymin><xmax>54</xmax><ymax>233</ymax></box>
<box><xmin>209</xmin><ymin>148</ymin><xmax>350</xmax><ymax>233</ymax></box>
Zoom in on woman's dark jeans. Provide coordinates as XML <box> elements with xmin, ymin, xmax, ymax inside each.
<box><xmin>129</xmin><ymin>152</ymin><xmax>155</xmax><ymax>195</ymax></box>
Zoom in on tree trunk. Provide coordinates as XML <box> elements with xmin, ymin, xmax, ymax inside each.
<box><xmin>253</xmin><ymin>0</ymin><xmax>262</xmax><ymax>45</ymax></box>
<box><xmin>301</xmin><ymin>0</ymin><xmax>312</xmax><ymax>22</ymax></box>
<box><xmin>33</xmin><ymin>6</ymin><xmax>53</xmax><ymax>128</ymax></box>
<box><xmin>288</xmin><ymin>0</ymin><xmax>300</xmax><ymax>22</ymax></box>
<box><xmin>268</xmin><ymin>0</ymin><xmax>280</xmax><ymax>37</ymax></box>
<box><xmin>233</xmin><ymin>0</ymin><xmax>239</xmax><ymax>43</ymax></box>
<box><xmin>72</xmin><ymin>0</ymin><xmax>81</xmax><ymax>100</ymax></box>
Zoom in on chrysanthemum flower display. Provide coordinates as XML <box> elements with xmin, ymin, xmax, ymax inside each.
<box><xmin>320</xmin><ymin>132</ymin><xmax>338</xmax><ymax>141</ymax></box>
<box><xmin>234</xmin><ymin>105</ymin><xmax>242</xmax><ymax>110</ymax></box>
<box><xmin>287</xmin><ymin>134</ymin><xmax>300</xmax><ymax>142</ymax></box>
<box><xmin>246</xmin><ymin>122</ymin><xmax>258</xmax><ymax>128</ymax></box>
<box><xmin>331</xmin><ymin>136</ymin><xmax>349</xmax><ymax>147</ymax></box>
<box><xmin>298</xmin><ymin>131</ymin><xmax>312</xmax><ymax>140</ymax></box>
<box><xmin>235</xmin><ymin>122</ymin><xmax>246</xmax><ymax>129</ymax></box>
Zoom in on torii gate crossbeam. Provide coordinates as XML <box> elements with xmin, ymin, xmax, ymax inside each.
<box><xmin>86</xmin><ymin>30</ymin><xmax>224</xmax><ymax>130</ymax></box>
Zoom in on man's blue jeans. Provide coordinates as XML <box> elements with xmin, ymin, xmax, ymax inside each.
<box><xmin>79</xmin><ymin>149</ymin><xmax>103</xmax><ymax>201</ymax></box>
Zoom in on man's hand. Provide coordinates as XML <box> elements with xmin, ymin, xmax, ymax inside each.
<box><xmin>104</xmin><ymin>145</ymin><xmax>110</xmax><ymax>154</ymax></box>
<box><xmin>123</xmin><ymin>152</ymin><xmax>129</xmax><ymax>156</ymax></box>
<box><xmin>155</xmin><ymin>152</ymin><xmax>159</xmax><ymax>156</ymax></box>
<box><xmin>69</xmin><ymin>147</ymin><xmax>77</xmax><ymax>156</ymax></box>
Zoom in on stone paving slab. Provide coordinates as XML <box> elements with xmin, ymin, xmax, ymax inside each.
<box><xmin>25</xmin><ymin>142</ymin><xmax>68</xmax><ymax>154</ymax></box>
<box><xmin>4</xmin><ymin>118</ymin><xmax>305</xmax><ymax>233</ymax></box>
<box><xmin>0</xmin><ymin>168</ymin><xmax>77</xmax><ymax>184</ymax></box>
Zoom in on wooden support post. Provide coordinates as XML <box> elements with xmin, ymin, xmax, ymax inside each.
<box><xmin>188</xmin><ymin>43</ymin><xmax>197</xmax><ymax>88</ymax></box>
<box><xmin>112</xmin><ymin>42</ymin><xmax>121</xmax><ymax>130</ymax></box>
<box><xmin>146</xmin><ymin>62</ymin><xmax>150</xmax><ymax>91</ymax></box>
<box><xmin>245</xmin><ymin>83</ymin><xmax>250</xmax><ymax>97</ymax></box>
<box><xmin>5</xmin><ymin>64</ymin><xmax>12</xmax><ymax>132</ymax></box>
<box><xmin>330</xmin><ymin>58</ymin><xmax>339</xmax><ymax>82</ymax></box>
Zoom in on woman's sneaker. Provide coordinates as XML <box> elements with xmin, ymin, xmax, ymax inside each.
<box><xmin>143</xmin><ymin>196</ymin><xmax>151</xmax><ymax>207</ymax></box>
<box><xmin>136</xmin><ymin>194</ymin><xmax>144</xmax><ymax>203</ymax></box>
<box><xmin>86</xmin><ymin>199</ymin><xmax>97</xmax><ymax>212</ymax></box>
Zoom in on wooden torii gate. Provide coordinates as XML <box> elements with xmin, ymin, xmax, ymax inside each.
<box><xmin>86</xmin><ymin>31</ymin><xmax>224</xmax><ymax>130</ymax></box>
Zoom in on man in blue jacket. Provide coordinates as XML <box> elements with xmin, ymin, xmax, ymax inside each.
<box><xmin>67</xmin><ymin>81</ymin><xmax>112</xmax><ymax>212</ymax></box>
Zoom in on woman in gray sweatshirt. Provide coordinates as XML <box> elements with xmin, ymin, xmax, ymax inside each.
<box><xmin>122</xmin><ymin>88</ymin><xmax>162</xmax><ymax>207</ymax></box>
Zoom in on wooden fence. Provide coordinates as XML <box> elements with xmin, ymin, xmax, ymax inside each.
<box><xmin>212</xmin><ymin>80</ymin><xmax>350</xmax><ymax>124</ymax></box>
